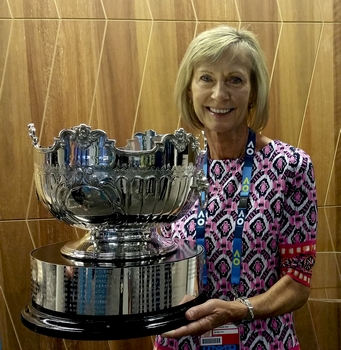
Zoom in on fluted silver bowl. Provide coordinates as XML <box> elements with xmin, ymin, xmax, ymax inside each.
<box><xmin>28</xmin><ymin>124</ymin><xmax>207</xmax><ymax>260</ymax></box>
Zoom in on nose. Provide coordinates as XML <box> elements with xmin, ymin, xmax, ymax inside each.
<box><xmin>211</xmin><ymin>82</ymin><xmax>230</xmax><ymax>101</ymax></box>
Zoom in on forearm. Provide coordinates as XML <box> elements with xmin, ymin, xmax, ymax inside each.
<box><xmin>162</xmin><ymin>275</ymin><xmax>310</xmax><ymax>338</ymax></box>
<box><xmin>247</xmin><ymin>275</ymin><xmax>310</xmax><ymax>320</ymax></box>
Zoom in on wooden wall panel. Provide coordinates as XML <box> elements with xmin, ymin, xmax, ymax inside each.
<box><xmin>311</xmin><ymin>252</ymin><xmax>341</xmax><ymax>293</ymax></box>
<box><xmin>8</xmin><ymin>0</ymin><xmax>58</xmax><ymax>18</ymax></box>
<box><xmin>92</xmin><ymin>20</ymin><xmax>152</xmax><ymax>145</ymax></box>
<box><xmin>0</xmin><ymin>20</ymin><xmax>58</xmax><ymax>221</ymax></box>
<box><xmin>0</xmin><ymin>289</ymin><xmax>21</xmax><ymax>350</ymax></box>
<box><xmin>0</xmin><ymin>221</ymin><xmax>45</xmax><ymax>350</ymax></box>
<box><xmin>63</xmin><ymin>340</ymin><xmax>110</xmax><ymax>350</ymax></box>
<box><xmin>265</xmin><ymin>23</ymin><xmax>322</xmax><ymax>145</ymax></box>
<box><xmin>309</xmin><ymin>301</ymin><xmax>341</xmax><ymax>350</ymax></box>
<box><xmin>335</xmin><ymin>0</ymin><xmax>341</xmax><ymax>22</ymax></box>
<box><xmin>135</xmin><ymin>21</ymin><xmax>196</xmax><ymax>134</ymax></box>
<box><xmin>332</xmin><ymin>23</ymin><xmax>341</xmax><ymax>206</ymax></box>
<box><xmin>41</xmin><ymin>20</ymin><xmax>105</xmax><ymax>144</ymax></box>
<box><xmin>0</xmin><ymin>0</ymin><xmax>11</xmax><ymax>17</ymax></box>
<box><xmin>315</xmin><ymin>208</ymin><xmax>335</xmax><ymax>252</ymax></box>
<box><xmin>240</xmin><ymin>22</ymin><xmax>281</xmax><ymax>82</ymax></box>
<box><xmin>294</xmin><ymin>304</ymin><xmax>319</xmax><ymax>350</ymax></box>
<box><xmin>0</xmin><ymin>21</ymin><xmax>11</xmax><ymax>92</ymax></box>
<box><xmin>326</xmin><ymin>136</ymin><xmax>341</xmax><ymax>206</ymax></box>
<box><xmin>299</xmin><ymin>24</ymin><xmax>334</xmax><ymax>205</ymax></box>
<box><xmin>148</xmin><ymin>0</ymin><xmax>195</xmax><ymax>21</ymax></box>
<box><xmin>325</xmin><ymin>207</ymin><xmax>341</xmax><ymax>252</ymax></box>
<box><xmin>0</xmin><ymin>0</ymin><xmax>340</xmax><ymax>349</ymax></box>
<box><xmin>238</xmin><ymin>0</ymin><xmax>280</xmax><ymax>22</ymax></box>
<box><xmin>192</xmin><ymin>0</ymin><xmax>238</xmax><ymax>21</ymax></box>
<box><xmin>320</xmin><ymin>0</ymin><xmax>334</xmax><ymax>22</ymax></box>
<box><xmin>277</xmin><ymin>0</ymin><xmax>323</xmax><ymax>22</ymax></box>
<box><xmin>28</xmin><ymin>219</ymin><xmax>78</xmax><ymax>248</ymax></box>
<box><xmin>102</xmin><ymin>0</ymin><xmax>151</xmax><ymax>20</ymax></box>
<box><xmin>55</xmin><ymin>0</ymin><xmax>105</xmax><ymax>19</ymax></box>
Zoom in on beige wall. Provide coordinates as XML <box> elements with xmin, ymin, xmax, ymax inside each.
<box><xmin>0</xmin><ymin>0</ymin><xmax>340</xmax><ymax>349</ymax></box>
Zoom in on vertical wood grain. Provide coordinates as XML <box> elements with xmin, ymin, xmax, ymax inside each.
<box><xmin>92</xmin><ymin>20</ymin><xmax>152</xmax><ymax>146</ymax></box>
<box><xmin>0</xmin><ymin>20</ymin><xmax>11</xmax><ymax>95</ymax></box>
<box><xmin>0</xmin><ymin>288</ymin><xmax>21</xmax><ymax>350</ymax></box>
<box><xmin>54</xmin><ymin>0</ymin><xmax>105</xmax><ymax>19</ymax></box>
<box><xmin>299</xmin><ymin>24</ymin><xmax>334</xmax><ymax>205</ymax></box>
<box><xmin>0</xmin><ymin>0</ymin><xmax>340</xmax><ymax>349</ymax></box>
<box><xmin>148</xmin><ymin>0</ymin><xmax>195</xmax><ymax>20</ymax></box>
<box><xmin>9</xmin><ymin>0</ymin><xmax>58</xmax><ymax>18</ymax></box>
<box><xmin>237</xmin><ymin>0</ymin><xmax>280</xmax><ymax>22</ymax></box>
<box><xmin>41</xmin><ymin>20</ymin><xmax>105</xmax><ymax>144</ymax></box>
<box><xmin>0</xmin><ymin>0</ymin><xmax>11</xmax><ymax>17</ymax></box>
<box><xmin>192</xmin><ymin>0</ymin><xmax>238</xmax><ymax>21</ymax></box>
<box><xmin>265</xmin><ymin>23</ymin><xmax>322</xmax><ymax>146</ymax></box>
<box><xmin>0</xmin><ymin>20</ymin><xmax>58</xmax><ymax>220</ymax></box>
<box><xmin>277</xmin><ymin>0</ymin><xmax>323</xmax><ymax>22</ymax></box>
<box><xmin>102</xmin><ymin>0</ymin><xmax>151</xmax><ymax>20</ymax></box>
<box><xmin>135</xmin><ymin>21</ymin><xmax>197</xmax><ymax>134</ymax></box>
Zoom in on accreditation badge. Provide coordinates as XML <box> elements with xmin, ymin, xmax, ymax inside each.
<box><xmin>200</xmin><ymin>323</ymin><xmax>240</xmax><ymax>350</ymax></box>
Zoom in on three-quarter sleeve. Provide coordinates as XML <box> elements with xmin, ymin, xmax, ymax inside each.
<box><xmin>279</xmin><ymin>149</ymin><xmax>318</xmax><ymax>287</ymax></box>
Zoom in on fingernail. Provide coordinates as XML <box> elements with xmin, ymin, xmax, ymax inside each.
<box><xmin>162</xmin><ymin>331</ymin><xmax>173</xmax><ymax>338</ymax></box>
<box><xmin>186</xmin><ymin>310</ymin><xmax>194</xmax><ymax>319</ymax></box>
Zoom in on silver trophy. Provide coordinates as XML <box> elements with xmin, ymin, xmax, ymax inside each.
<box><xmin>21</xmin><ymin>124</ymin><xmax>208</xmax><ymax>340</ymax></box>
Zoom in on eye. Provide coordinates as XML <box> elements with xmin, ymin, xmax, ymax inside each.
<box><xmin>228</xmin><ymin>76</ymin><xmax>243</xmax><ymax>84</ymax></box>
<box><xmin>200</xmin><ymin>75</ymin><xmax>212</xmax><ymax>82</ymax></box>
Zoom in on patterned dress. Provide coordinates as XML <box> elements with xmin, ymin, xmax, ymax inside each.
<box><xmin>155</xmin><ymin>139</ymin><xmax>318</xmax><ymax>350</ymax></box>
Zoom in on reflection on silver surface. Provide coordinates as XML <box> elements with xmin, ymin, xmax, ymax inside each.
<box><xmin>31</xmin><ymin>241</ymin><xmax>204</xmax><ymax>316</ymax></box>
<box><xmin>23</xmin><ymin>124</ymin><xmax>208</xmax><ymax>339</ymax></box>
<box><xmin>28</xmin><ymin>124</ymin><xmax>207</xmax><ymax>260</ymax></box>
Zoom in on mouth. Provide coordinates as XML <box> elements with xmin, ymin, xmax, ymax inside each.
<box><xmin>207</xmin><ymin>107</ymin><xmax>234</xmax><ymax>115</ymax></box>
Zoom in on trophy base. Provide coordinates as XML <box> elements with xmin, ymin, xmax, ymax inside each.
<box><xmin>21</xmin><ymin>294</ymin><xmax>207</xmax><ymax>340</ymax></box>
<box><xmin>21</xmin><ymin>240</ymin><xmax>206</xmax><ymax>340</ymax></box>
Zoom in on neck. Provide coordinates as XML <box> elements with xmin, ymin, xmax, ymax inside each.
<box><xmin>205</xmin><ymin>127</ymin><xmax>250</xmax><ymax>160</ymax></box>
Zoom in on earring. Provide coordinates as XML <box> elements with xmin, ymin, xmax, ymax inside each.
<box><xmin>248</xmin><ymin>103</ymin><xmax>254</xmax><ymax>109</ymax></box>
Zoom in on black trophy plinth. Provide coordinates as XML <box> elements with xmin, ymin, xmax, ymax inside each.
<box><xmin>21</xmin><ymin>293</ymin><xmax>207</xmax><ymax>340</ymax></box>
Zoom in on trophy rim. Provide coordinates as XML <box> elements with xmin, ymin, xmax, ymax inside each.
<box><xmin>28</xmin><ymin>123</ymin><xmax>201</xmax><ymax>157</ymax></box>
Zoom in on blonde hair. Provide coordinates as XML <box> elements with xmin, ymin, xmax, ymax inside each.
<box><xmin>175</xmin><ymin>25</ymin><xmax>269</xmax><ymax>132</ymax></box>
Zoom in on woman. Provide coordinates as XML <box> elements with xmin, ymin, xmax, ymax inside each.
<box><xmin>154</xmin><ymin>25</ymin><xmax>317</xmax><ymax>350</ymax></box>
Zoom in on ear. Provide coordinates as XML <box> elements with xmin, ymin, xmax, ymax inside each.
<box><xmin>187</xmin><ymin>89</ymin><xmax>192</xmax><ymax>99</ymax></box>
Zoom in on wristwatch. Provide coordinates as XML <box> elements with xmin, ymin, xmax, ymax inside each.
<box><xmin>236</xmin><ymin>297</ymin><xmax>254</xmax><ymax>321</ymax></box>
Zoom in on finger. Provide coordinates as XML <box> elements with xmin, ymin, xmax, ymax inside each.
<box><xmin>185</xmin><ymin>302</ymin><xmax>213</xmax><ymax>321</ymax></box>
<box><xmin>162</xmin><ymin>324</ymin><xmax>189</xmax><ymax>338</ymax></box>
<box><xmin>186</xmin><ymin>299</ymin><xmax>225</xmax><ymax>321</ymax></box>
<box><xmin>162</xmin><ymin>317</ymin><xmax>210</xmax><ymax>338</ymax></box>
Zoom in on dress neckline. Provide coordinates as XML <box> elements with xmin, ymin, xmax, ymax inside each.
<box><xmin>207</xmin><ymin>139</ymin><xmax>277</xmax><ymax>163</ymax></box>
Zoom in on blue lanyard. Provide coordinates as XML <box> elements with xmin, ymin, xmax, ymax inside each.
<box><xmin>196</xmin><ymin>129</ymin><xmax>256</xmax><ymax>287</ymax></box>
<box><xmin>196</xmin><ymin>154</ymin><xmax>208</xmax><ymax>285</ymax></box>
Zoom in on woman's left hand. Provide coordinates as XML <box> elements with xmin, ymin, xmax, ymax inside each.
<box><xmin>162</xmin><ymin>298</ymin><xmax>244</xmax><ymax>338</ymax></box>
<box><xmin>162</xmin><ymin>275</ymin><xmax>311</xmax><ymax>339</ymax></box>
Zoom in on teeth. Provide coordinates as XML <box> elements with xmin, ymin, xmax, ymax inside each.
<box><xmin>210</xmin><ymin>107</ymin><xmax>232</xmax><ymax>113</ymax></box>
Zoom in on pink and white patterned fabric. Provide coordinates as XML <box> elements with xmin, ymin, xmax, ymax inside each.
<box><xmin>155</xmin><ymin>139</ymin><xmax>317</xmax><ymax>350</ymax></box>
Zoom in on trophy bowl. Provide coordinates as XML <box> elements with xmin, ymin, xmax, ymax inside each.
<box><xmin>21</xmin><ymin>124</ymin><xmax>208</xmax><ymax>340</ymax></box>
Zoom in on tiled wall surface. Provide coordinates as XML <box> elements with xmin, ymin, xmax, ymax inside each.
<box><xmin>0</xmin><ymin>0</ymin><xmax>340</xmax><ymax>349</ymax></box>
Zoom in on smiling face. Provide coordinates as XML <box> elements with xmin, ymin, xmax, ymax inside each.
<box><xmin>189</xmin><ymin>49</ymin><xmax>254</xmax><ymax>137</ymax></box>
